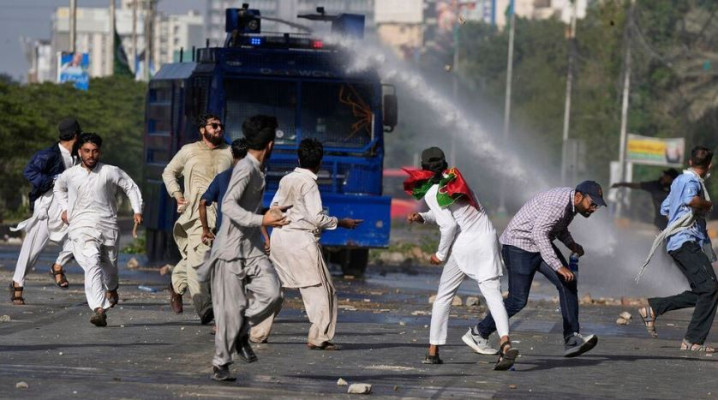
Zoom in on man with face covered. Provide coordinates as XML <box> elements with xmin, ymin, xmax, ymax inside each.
<box><xmin>162</xmin><ymin>114</ymin><xmax>233</xmax><ymax>323</ymax></box>
<box><xmin>468</xmin><ymin>181</ymin><xmax>606</xmax><ymax>357</ymax></box>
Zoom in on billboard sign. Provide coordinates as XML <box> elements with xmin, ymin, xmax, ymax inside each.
<box><xmin>626</xmin><ymin>134</ymin><xmax>685</xmax><ymax>166</ymax></box>
<box><xmin>57</xmin><ymin>51</ymin><xmax>90</xmax><ymax>90</ymax></box>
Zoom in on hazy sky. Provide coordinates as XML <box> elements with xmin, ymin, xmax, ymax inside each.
<box><xmin>0</xmin><ymin>0</ymin><xmax>201</xmax><ymax>82</ymax></box>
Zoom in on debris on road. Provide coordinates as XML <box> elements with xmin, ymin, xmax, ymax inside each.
<box><xmin>0</xmin><ymin>314</ymin><xmax>11</xmax><ymax>322</ymax></box>
<box><xmin>347</xmin><ymin>383</ymin><xmax>372</xmax><ymax>394</ymax></box>
<box><xmin>465</xmin><ymin>296</ymin><xmax>480</xmax><ymax>307</ymax></box>
<box><xmin>159</xmin><ymin>264</ymin><xmax>173</xmax><ymax>276</ymax></box>
<box><xmin>619</xmin><ymin>311</ymin><xmax>632</xmax><ymax>320</ymax></box>
<box><xmin>16</xmin><ymin>382</ymin><xmax>28</xmax><ymax>389</ymax></box>
<box><xmin>126</xmin><ymin>257</ymin><xmax>140</xmax><ymax>269</ymax></box>
<box><xmin>337</xmin><ymin>378</ymin><xmax>348</xmax><ymax>386</ymax></box>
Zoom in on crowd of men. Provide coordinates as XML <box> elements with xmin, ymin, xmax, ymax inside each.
<box><xmin>8</xmin><ymin>115</ymin><xmax>717</xmax><ymax>380</ymax></box>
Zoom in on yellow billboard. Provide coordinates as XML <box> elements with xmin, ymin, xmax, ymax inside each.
<box><xmin>627</xmin><ymin>134</ymin><xmax>684</xmax><ymax>166</ymax></box>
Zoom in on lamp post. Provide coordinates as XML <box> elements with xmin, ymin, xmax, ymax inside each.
<box><xmin>497</xmin><ymin>0</ymin><xmax>515</xmax><ymax>215</ymax></box>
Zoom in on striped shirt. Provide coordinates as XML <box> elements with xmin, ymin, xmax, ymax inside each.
<box><xmin>500</xmin><ymin>187</ymin><xmax>577</xmax><ymax>271</ymax></box>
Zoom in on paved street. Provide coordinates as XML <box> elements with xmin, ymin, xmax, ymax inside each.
<box><xmin>1</xmin><ymin>240</ymin><xmax>717</xmax><ymax>399</ymax></box>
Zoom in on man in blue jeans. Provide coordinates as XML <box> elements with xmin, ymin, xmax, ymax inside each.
<box><xmin>463</xmin><ymin>181</ymin><xmax>605</xmax><ymax>357</ymax></box>
<box><xmin>638</xmin><ymin>146</ymin><xmax>717</xmax><ymax>352</ymax></box>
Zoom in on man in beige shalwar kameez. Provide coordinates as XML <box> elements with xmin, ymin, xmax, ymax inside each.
<box><xmin>162</xmin><ymin>114</ymin><xmax>232</xmax><ymax>322</ymax></box>
<box><xmin>256</xmin><ymin>139</ymin><xmax>362</xmax><ymax>349</ymax></box>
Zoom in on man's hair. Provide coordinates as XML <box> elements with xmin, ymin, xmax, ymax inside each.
<box><xmin>197</xmin><ymin>113</ymin><xmax>220</xmax><ymax>130</ymax></box>
<box><xmin>298</xmin><ymin>138</ymin><xmax>324</xmax><ymax>169</ymax></box>
<box><xmin>77</xmin><ymin>132</ymin><xmax>102</xmax><ymax>148</ymax></box>
<box><xmin>690</xmin><ymin>146</ymin><xmax>714</xmax><ymax>168</ymax></box>
<box><xmin>242</xmin><ymin>115</ymin><xmax>278</xmax><ymax>150</ymax></box>
<box><xmin>231</xmin><ymin>138</ymin><xmax>249</xmax><ymax>159</ymax></box>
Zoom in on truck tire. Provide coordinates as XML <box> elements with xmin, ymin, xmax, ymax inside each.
<box><xmin>145</xmin><ymin>228</ymin><xmax>181</xmax><ymax>265</ymax></box>
<box><xmin>339</xmin><ymin>248</ymin><xmax>369</xmax><ymax>277</ymax></box>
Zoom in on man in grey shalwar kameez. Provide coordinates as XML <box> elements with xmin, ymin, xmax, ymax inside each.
<box><xmin>253</xmin><ymin>139</ymin><xmax>362</xmax><ymax>349</ymax></box>
<box><xmin>197</xmin><ymin>115</ymin><xmax>287</xmax><ymax>382</ymax></box>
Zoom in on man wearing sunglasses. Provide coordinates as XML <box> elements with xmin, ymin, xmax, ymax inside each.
<box><xmin>162</xmin><ymin>113</ymin><xmax>233</xmax><ymax>323</ymax></box>
<box><xmin>466</xmin><ymin>181</ymin><xmax>606</xmax><ymax>358</ymax></box>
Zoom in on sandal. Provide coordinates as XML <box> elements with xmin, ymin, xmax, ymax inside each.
<box><xmin>680</xmin><ymin>339</ymin><xmax>715</xmax><ymax>353</ymax></box>
<box><xmin>106</xmin><ymin>289</ymin><xmax>119</xmax><ymax>308</ymax></box>
<box><xmin>638</xmin><ymin>306</ymin><xmax>658</xmax><ymax>339</ymax></box>
<box><xmin>422</xmin><ymin>353</ymin><xmax>443</xmax><ymax>364</ymax></box>
<box><xmin>50</xmin><ymin>264</ymin><xmax>69</xmax><ymax>289</ymax></box>
<box><xmin>90</xmin><ymin>308</ymin><xmax>107</xmax><ymax>327</ymax></box>
<box><xmin>9</xmin><ymin>282</ymin><xmax>25</xmax><ymax>305</ymax></box>
<box><xmin>494</xmin><ymin>341</ymin><xmax>519</xmax><ymax>371</ymax></box>
<box><xmin>307</xmin><ymin>341</ymin><xmax>340</xmax><ymax>350</ymax></box>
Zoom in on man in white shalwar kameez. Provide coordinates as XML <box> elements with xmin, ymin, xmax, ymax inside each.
<box><xmin>54</xmin><ymin>133</ymin><xmax>143</xmax><ymax>327</ymax></box>
<box><xmin>406</xmin><ymin>147</ymin><xmax>518</xmax><ymax>371</ymax></box>
<box><xmin>196</xmin><ymin>115</ymin><xmax>286</xmax><ymax>382</ymax></box>
<box><xmin>162</xmin><ymin>114</ymin><xmax>233</xmax><ymax>321</ymax></box>
<box><xmin>10</xmin><ymin>118</ymin><xmax>80</xmax><ymax>305</ymax></box>
<box><xmin>253</xmin><ymin>139</ymin><xmax>362</xmax><ymax>349</ymax></box>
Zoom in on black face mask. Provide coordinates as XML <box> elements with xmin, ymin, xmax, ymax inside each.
<box><xmin>203</xmin><ymin>131</ymin><xmax>224</xmax><ymax>146</ymax></box>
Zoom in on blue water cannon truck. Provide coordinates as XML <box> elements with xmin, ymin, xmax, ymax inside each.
<box><xmin>142</xmin><ymin>5</ymin><xmax>398</xmax><ymax>276</ymax></box>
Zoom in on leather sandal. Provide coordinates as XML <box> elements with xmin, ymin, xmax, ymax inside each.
<box><xmin>50</xmin><ymin>264</ymin><xmax>69</xmax><ymax>289</ymax></box>
<box><xmin>494</xmin><ymin>341</ymin><xmax>519</xmax><ymax>371</ymax></box>
<box><xmin>681</xmin><ymin>339</ymin><xmax>715</xmax><ymax>353</ymax></box>
<box><xmin>638</xmin><ymin>306</ymin><xmax>658</xmax><ymax>339</ymax></box>
<box><xmin>9</xmin><ymin>282</ymin><xmax>24</xmax><ymax>305</ymax></box>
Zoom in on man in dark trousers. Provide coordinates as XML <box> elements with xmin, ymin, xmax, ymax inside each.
<box><xmin>638</xmin><ymin>146</ymin><xmax>717</xmax><ymax>353</ymax></box>
<box><xmin>611</xmin><ymin>168</ymin><xmax>679</xmax><ymax>230</ymax></box>
<box><xmin>9</xmin><ymin>118</ymin><xmax>79</xmax><ymax>305</ymax></box>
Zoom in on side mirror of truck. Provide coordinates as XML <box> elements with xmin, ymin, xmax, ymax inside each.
<box><xmin>382</xmin><ymin>85</ymin><xmax>398</xmax><ymax>133</ymax></box>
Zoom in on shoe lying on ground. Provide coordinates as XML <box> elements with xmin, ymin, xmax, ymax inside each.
<box><xmin>462</xmin><ymin>328</ymin><xmax>498</xmax><ymax>355</ymax></box>
<box><xmin>211</xmin><ymin>365</ymin><xmax>236</xmax><ymax>382</ymax></box>
<box><xmin>90</xmin><ymin>309</ymin><xmax>107</xmax><ymax>327</ymax></box>
<box><xmin>307</xmin><ymin>341</ymin><xmax>340</xmax><ymax>350</ymax></box>
<box><xmin>563</xmin><ymin>333</ymin><xmax>598</xmax><ymax>357</ymax></box>
<box><xmin>680</xmin><ymin>339</ymin><xmax>716</xmax><ymax>353</ymax></box>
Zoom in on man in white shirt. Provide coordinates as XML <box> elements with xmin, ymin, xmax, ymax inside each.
<box><xmin>10</xmin><ymin>118</ymin><xmax>80</xmax><ymax>305</ymax></box>
<box><xmin>253</xmin><ymin>138</ymin><xmax>362</xmax><ymax>349</ymax></box>
<box><xmin>54</xmin><ymin>133</ymin><xmax>143</xmax><ymax>327</ymax></box>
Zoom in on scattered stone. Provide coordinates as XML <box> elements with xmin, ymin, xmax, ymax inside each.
<box><xmin>509</xmin><ymin>384</ymin><xmax>517</xmax><ymax>389</ymax></box>
<box><xmin>429</xmin><ymin>294</ymin><xmax>436</xmax><ymax>304</ymax></box>
<box><xmin>580</xmin><ymin>293</ymin><xmax>593</xmax><ymax>305</ymax></box>
<box><xmin>363</xmin><ymin>298</ymin><xmax>371</xmax><ymax>303</ymax></box>
<box><xmin>15</xmin><ymin>382</ymin><xmax>28</xmax><ymax>389</ymax></box>
<box><xmin>337</xmin><ymin>378</ymin><xmax>348</xmax><ymax>386</ymax></box>
<box><xmin>58</xmin><ymin>352</ymin><xmax>63</xmax><ymax>356</ymax></box>
<box><xmin>394</xmin><ymin>385</ymin><xmax>399</xmax><ymax>391</ymax></box>
<box><xmin>465</xmin><ymin>297</ymin><xmax>480</xmax><ymax>307</ymax></box>
<box><xmin>452</xmin><ymin>296</ymin><xmax>463</xmax><ymax>306</ymax></box>
<box><xmin>399</xmin><ymin>321</ymin><xmax>406</xmax><ymax>326</ymax></box>
<box><xmin>616</xmin><ymin>317</ymin><xmax>629</xmax><ymax>326</ymax></box>
<box><xmin>619</xmin><ymin>311</ymin><xmax>632</xmax><ymax>320</ymax></box>
<box><xmin>7</xmin><ymin>237</ymin><xmax>22</xmax><ymax>245</ymax></box>
<box><xmin>126</xmin><ymin>257</ymin><xmax>140</xmax><ymax>269</ymax></box>
<box><xmin>379</xmin><ymin>251</ymin><xmax>406</xmax><ymax>264</ymax></box>
<box><xmin>621</xmin><ymin>297</ymin><xmax>646</xmax><ymax>307</ymax></box>
<box><xmin>347</xmin><ymin>383</ymin><xmax>372</xmax><ymax>394</ymax></box>
<box><xmin>411</xmin><ymin>310</ymin><xmax>431</xmax><ymax>316</ymax></box>
<box><xmin>159</xmin><ymin>264</ymin><xmax>173</xmax><ymax>276</ymax></box>
<box><xmin>0</xmin><ymin>315</ymin><xmax>11</xmax><ymax>322</ymax></box>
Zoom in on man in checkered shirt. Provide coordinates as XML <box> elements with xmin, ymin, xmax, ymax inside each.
<box><xmin>463</xmin><ymin>181</ymin><xmax>606</xmax><ymax>358</ymax></box>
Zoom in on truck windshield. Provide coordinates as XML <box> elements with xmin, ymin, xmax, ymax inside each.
<box><xmin>225</xmin><ymin>79</ymin><xmax>375</xmax><ymax>149</ymax></box>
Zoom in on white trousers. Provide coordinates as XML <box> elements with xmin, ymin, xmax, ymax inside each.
<box><xmin>12</xmin><ymin>198</ymin><xmax>73</xmax><ymax>287</ymax></box>
<box><xmin>429</xmin><ymin>256</ymin><xmax>509</xmax><ymax>345</ymax></box>
<box><xmin>71</xmin><ymin>237</ymin><xmax>118</xmax><ymax>311</ymax></box>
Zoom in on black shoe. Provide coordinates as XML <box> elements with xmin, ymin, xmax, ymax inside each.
<box><xmin>211</xmin><ymin>365</ymin><xmax>235</xmax><ymax>382</ymax></box>
<box><xmin>237</xmin><ymin>336</ymin><xmax>258</xmax><ymax>363</ymax></box>
<box><xmin>90</xmin><ymin>309</ymin><xmax>107</xmax><ymax>327</ymax></box>
<box><xmin>200</xmin><ymin>308</ymin><xmax>214</xmax><ymax>325</ymax></box>
<box><xmin>421</xmin><ymin>353</ymin><xmax>443</xmax><ymax>364</ymax></box>
<box><xmin>564</xmin><ymin>333</ymin><xmax>598</xmax><ymax>357</ymax></box>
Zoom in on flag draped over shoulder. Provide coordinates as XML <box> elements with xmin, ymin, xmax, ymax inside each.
<box><xmin>113</xmin><ymin>26</ymin><xmax>133</xmax><ymax>77</ymax></box>
<box><xmin>402</xmin><ymin>167</ymin><xmax>479</xmax><ymax>209</ymax></box>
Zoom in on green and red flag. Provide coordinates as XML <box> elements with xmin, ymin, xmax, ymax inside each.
<box><xmin>402</xmin><ymin>167</ymin><xmax>479</xmax><ymax>209</ymax></box>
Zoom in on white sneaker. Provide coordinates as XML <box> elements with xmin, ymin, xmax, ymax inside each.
<box><xmin>462</xmin><ymin>328</ymin><xmax>498</xmax><ymax>355</ymax></box>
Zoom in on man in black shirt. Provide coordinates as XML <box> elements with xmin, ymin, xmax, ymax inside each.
<box><xmin>611</xmin><ymin>168</ymin><xmax>679</xmax><ymax>230</ymax></box>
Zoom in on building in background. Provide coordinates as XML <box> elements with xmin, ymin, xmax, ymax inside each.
<box><xmin>154</xmin><ymin>10</ymin><xmax>204</xmax><ymax>65</ymax></box>
<box><xmin>22</xmin><ymin>39</ymin><xmax>53</xmax><ymax>83</ymax></box>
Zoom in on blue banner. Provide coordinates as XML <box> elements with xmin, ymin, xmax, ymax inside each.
<box><xmin>58</xmin><ymin>52</ymin><xmax>90</xmax><ymax>90</ymax></box>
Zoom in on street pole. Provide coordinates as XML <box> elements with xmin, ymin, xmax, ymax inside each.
<box><xmin>132</xmin><ymin>0</ymin><xmax>137</xmax><ymax>73</ymax></box>
<box><xmin>451</xmin><ymin>17</ymin><xmax>460</xmax><ymax>166</ymax></box>
<box><xmin>617</xmin><ymin>0</ymin><xmax>635</xmax><ymax>217</ymax></box>
<box><xmin>560</xmin><ymin>0</ymin><xmax>577</xmax><ymax>185</ymax></box>
<box><xmin>69</xmin><ymin>0</ymin><xmax>77</xmax><ymax>53</ymax></box>
<box><xmin>109</xmin><ymin>0</ymin><xmax>115</xmax><ymax>76</ymax></box>
<box><xmin>144</xmin><ymin>0</ymin><xmax>153</xmax><ymax>81</ymax></box>
<box><xmin>497</xmin><ymin>0</ymin><xmax>515</xmax><ymax>215</ymax></box>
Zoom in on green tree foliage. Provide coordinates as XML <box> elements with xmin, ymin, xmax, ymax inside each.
<box><xmin>0</xmin><ymin>76</ymin><xmax>146</xmax><ymax>220</ymax></box>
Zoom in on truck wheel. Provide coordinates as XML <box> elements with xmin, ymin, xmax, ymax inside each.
<box><xmin>340</xmin><ymin>249</ymin><xmax>368</xmax><ymax>277</ymax></box>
